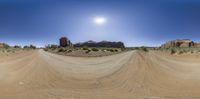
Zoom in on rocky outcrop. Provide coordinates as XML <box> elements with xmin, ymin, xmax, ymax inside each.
<box><xmin>59</xmin><ymin>37</ymin><xmax>73</xmax><ymax>47</ymax></box>
<box><xmin>161</xmin><ymin>39</ymin><xmax>198</xmax><ymax>48</ymax></box>
<box><xmin>74</xmin><ymin>40</ymin><xmax>125</xmax><ymax>48</ymax></box>
<box><xmin>194</xmin><ymin>42</ymin><xmax>200</xmax><ymax>47</ymax></box>
<box><xmin>0</xmin><ymin>43</ymin><xmax>9</xmax><ymax>48</ymax></box>
<box><xmin>0</xmin><ymin>43</ymin><xmax>4</xmax><ymax>48</ymax></box>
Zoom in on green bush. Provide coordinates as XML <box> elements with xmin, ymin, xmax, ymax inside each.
<box><xmin>91</xmin><ymin>48</ymin><xmax>99</xmax><ymax>51</ymax></box>
<box><xmin>67</xmin><ymin>50</ymin><xmax>72</xmax><ymax>53</ymax></box>
<box><xmin>109</xmin><ymin>49</ymin><xmax>114</xmax><ymax>52</ymax></box>
<box><xmin>30</xmin><ymin>45</ymin><xmax>36</xmax><ymax>49</ymax></box>
<box><xmin>58</xmin><ymin>48</ymin><xmax>65</xmax><ymax>52</ymax></box>
<box><xmin>44</xmin><ymin>48</ymin><xmax>48</xmax><ymax>51</ymax></box>
<box><xmin>170</xmin><ymin>49</ymin><xmax>176</xmax><ymax>54</ymax></box>
<box><xmin>85</xmin><ymin>50</ymin><xmax>91</xmax><ymax>53</ymax></box>
<box><xmin>141</xmin><ymin>47</ymin><xmax>148</xmax><ymax>52</ymax></box>
<box><xmin>23</xmin><ymin>45</ymin><xmax>29</xmax><ymax>49</ymax></box>
<box><xmin>82</xmin><ymin>47</ymin><xmax>89</xmax><ymax>50</ymax></box>
<box><xmin>14</xmin><ymin>45</ymin><xmax>21</xmax><ymax>48</ymax></box>
<box><xmin>178</xmin><ymin>50</ymin><xmax>184</xmax><ymax>54</ymax></box>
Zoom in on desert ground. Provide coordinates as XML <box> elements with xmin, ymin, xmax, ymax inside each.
<box><xmin>1</xmin><ymin>49</ymin><xmax>200</xmax><ymax>99</ymax></box>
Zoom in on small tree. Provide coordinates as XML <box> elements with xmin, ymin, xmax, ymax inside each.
<box><xmin>23</xmin><ymin>45</ymin><xmax>29</xmax><ymax>49</ymax></box>
<box><xmin>30</xmin><ymin>45</ymin><xmax>36</xmax><ymax>49</ymax></box>
<box><xmin>58</xmin><ymin>48</ymin><xmax>65</xmax><ymax>52</ymax></box>
<box><xmin>14</xmin><ymin>45</ymin><xmax>21</xmax><ymax>48</ymax></box>
<box><xmin>82</xmin><ymin>47</ymin><xmax>89</xmax><ymax>50</ymax></box>
<box><xmin>109</xmin><ymin>49</ymin><xmax>114</xmax><ymax>52</ymax></box>
<box><xmin>114</xmin><ymin>49</ymin><xmax>118</xmax><ymax>52</ymax></box>
<box><xmin>170</xmin><ymin>49</ymin><xmax>176</xmax><ymax>54</ymax></box>
<box><xmin>141</xmin><ymin>47</ymin><xmax>148</xmax><ymax>52</ymax></box>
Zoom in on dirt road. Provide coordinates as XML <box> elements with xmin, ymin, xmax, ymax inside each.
<box><xmin>1</xmin><ymin>49</ymin><xmax>200</xmax><ymax>99</ymax></box>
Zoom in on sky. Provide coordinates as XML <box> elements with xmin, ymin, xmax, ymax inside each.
<box><xmin>1</xmin><ymin>0</ymin><xmax>200</xmax><ymax>47</ymax></box>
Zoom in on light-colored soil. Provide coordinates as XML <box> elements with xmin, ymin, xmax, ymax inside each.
<box><xmin>1</xmin><ymin>49</ymin><xmax>200</xmax><ymax>99</ymax></box>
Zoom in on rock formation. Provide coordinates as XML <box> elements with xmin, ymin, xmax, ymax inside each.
<box><xmin>194</xmin><ymin>42</ymin><xmax>200</xmax><ymax>47</ymax></box>
<box><xmin>0</xmin><ymin>43</ymin><xmax>9</xmax><ymax>48</ymax></box>
<box><xmin>0</xmin><ymin>43</ymin><xmax>4</xmax><ymax>48</ymax></box>
<box><xmin>160</xmin><ymin>39</ymin><xmax>200</xmax><ymax>48</ymax></box>
<box><xmin>74</xmin><ymin>40</ymin><xmax>125</xmax><ymax>48</ymax></box>
<box><xmin>59</xmin><ymin>37</ymin><xmax>73</xmax><ymax>47</ymax></box>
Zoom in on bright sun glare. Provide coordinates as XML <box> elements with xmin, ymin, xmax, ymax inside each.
<box><xmin>94</xmin><ymin>17</ymin><xmax>106</xmax><ymax>25</ymax></box>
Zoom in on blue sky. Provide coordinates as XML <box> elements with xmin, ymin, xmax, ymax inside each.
<box><xmin>1</xmin><ymin>0</ymin><xmax>200</xmax><ymax>47</ymax></box>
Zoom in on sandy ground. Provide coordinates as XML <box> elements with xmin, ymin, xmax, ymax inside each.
<box><xmin>1</xmin><ymin>49</ymin><xmax>200</xmax><ymax>99</ymax></box>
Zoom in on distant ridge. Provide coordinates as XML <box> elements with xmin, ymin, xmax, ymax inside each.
<box><xmin>74</xmin><ymin>40</ymin><xmax>125</xmax><ymax>48</ymax></box>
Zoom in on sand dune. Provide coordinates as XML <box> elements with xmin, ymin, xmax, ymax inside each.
<box><xmin>0</xmin><ymin>49</ymin><xmax>200</xmax><ymax>99</ymax></box>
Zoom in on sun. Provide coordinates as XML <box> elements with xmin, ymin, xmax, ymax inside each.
<box><xmin>94</xmin><ymin>17</ymin><xmax>106</xmax><ymax>25</ymax></box>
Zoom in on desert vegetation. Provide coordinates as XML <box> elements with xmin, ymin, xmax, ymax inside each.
<box><xmin>45</xmin><ymin>46</ymin><xmax>124</xmax><ymax>57</ymax></box>
<box><xmin>43</xmin><ymin>37</ymin><xmax>127</xmax><ymax>57</ymax></box>
<box><xmin>0</xmin><ymin>43</ymin><xmax>37</xmax><ymax>56</ymax></box>
<box><xmin>23</xmin><ymin>44</ymin><xmax>37</xmax><ymax>49</ymax></box>
<box><xmin>164</xmin><ymin>47</ymin><xmax>200</xmax><ymax>55</ymax></box>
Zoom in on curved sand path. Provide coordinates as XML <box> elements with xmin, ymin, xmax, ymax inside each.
<box><xmin>0</xmin><ymin>50</ymin><xmax>200</xmax><ymax>98</ymax></box>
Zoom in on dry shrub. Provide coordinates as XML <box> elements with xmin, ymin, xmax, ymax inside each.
<box><xmin>58</xmin><ymin>48</ymin><xmax>65</xmax><ymax>52</ymax></box>
<box><xmin>91</xmin><ymin>48</ymin><xmax>99</xmax><ymax>51</ymax></box>
<box><xmin>114</xmin><ymin>49</ymin><xmax>118</xmax><ymax>52</ymax></box>
<box><xmin>44</xmin><ymin>48</ymin><xmax>48</xmax><ymax>51</ymax></box>
<box><xmin>141</xmin><ymin>47</ymin><xmax>148</xmax><ymax>52</ymax></box>
<box><xmin>82</xmin><ymin>47</ymin><xmax>89</xmax><ymax>50</ymax></box>
<box><xmin>67</xmin><ymin>50</ymin><xmax>72</xmax><ymax>53</ymax></box>
<box><xmin>85</xmin><ymin>50</ymin><xmax>91</xmax><ymax>53</ymax></box>
<box><xmin>170</xmin><ymin>49</ymin><xmax>176</xmax><ymax>54</ymax></box>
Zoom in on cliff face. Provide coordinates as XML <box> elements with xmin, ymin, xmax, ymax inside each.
<box><xmin>161</xmin><ymin>39</ymin><xmax>200</xmax><ymax>48</ymax></box>
<box><xmin>74</xmin><ymin>40</ymin><xmax>125</xmax><ymax>48</ymax></box>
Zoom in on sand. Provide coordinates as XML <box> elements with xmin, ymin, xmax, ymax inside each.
<box><xmin>0</xmin><ymin>49</ymin><xmax>200</xmax><ymax>99</ymax></box>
